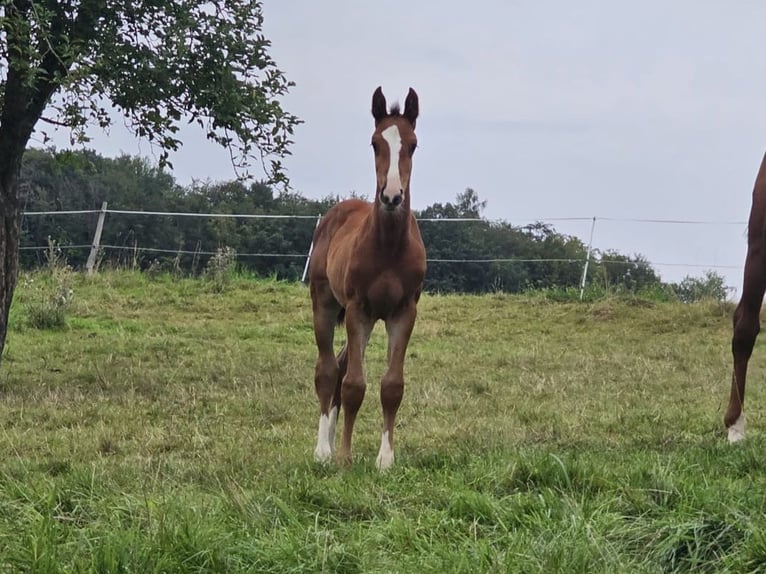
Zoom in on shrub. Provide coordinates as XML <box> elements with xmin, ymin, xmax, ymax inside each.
<box><xmin>672</xmin><ymin>270</ymin><xmax>732</xmax><ymax>303</ymax></box>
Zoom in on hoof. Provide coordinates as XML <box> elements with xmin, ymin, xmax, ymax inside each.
<box><xmin>336</xmin><ymin>450</ymin><xmax>352</xmax><ymax>467</ymax></box>
<box><xmin>314</xmin><ymin>444</ymin><xmax>333</xmax><ymax>463</ymax></box>
<box><xmin>376</xmin><ymin>431</ymin><xmax>394</xmax><ymax>471</ymax></box>
<box><xmin>727</xmin><ymin>414</ymin><xmax>746</xmax><ymax>444</ymax></box>
<box><xmin>375</xmin><ymin>451</ymin><xmax>394</xmax><ymax>471</ymax></box>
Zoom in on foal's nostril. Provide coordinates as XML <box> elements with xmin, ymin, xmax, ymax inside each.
<box><xmin>392</xmin><ymin>194</ymin><xmax>403</xmax><ymax>206</ymax></box>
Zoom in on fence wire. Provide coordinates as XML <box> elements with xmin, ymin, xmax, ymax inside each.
<box><xmin>19</xmin><ymin>208</ymin><xmax>745</xmax><ymax>271</ymax></box>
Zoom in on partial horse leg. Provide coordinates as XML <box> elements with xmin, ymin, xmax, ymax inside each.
<box><xmin>377</xmin><ymin>301</ymin><xmax>417</xmax><ymax>471</ymax></box>
<box><xmin>337</xmin><ymin>302</ymin><xmax>373</xmax><ymax>466</ymax></box>
<box><xmin>311</xmin><ymin>282</ymin><xmax>341</xmax><ymax>462</ymax></box>
<box><xmin>726</xmin><ymin>250</ymin><xmax>766</xmax><ymax>442</ymax></box>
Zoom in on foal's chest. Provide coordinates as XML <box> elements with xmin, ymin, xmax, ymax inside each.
<box><xmin>351</xmin><ymin>263</ymin><xmax>423</xmax><ymax>319</ymax></box>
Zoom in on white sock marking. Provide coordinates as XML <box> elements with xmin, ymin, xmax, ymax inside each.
<box><xmin>314</xmin><ymin>406</ymin><xmax>338</xmax><ymax>462</ymax></box>
<box><xmin>376</xmin><ymin>430</ymin><xmax>394</xmax><ymax>471</ymax></box>
<box><xmin>728</xmin><ymin>413</ymin><xmax>746</xmax><ymax>443</ymax></box>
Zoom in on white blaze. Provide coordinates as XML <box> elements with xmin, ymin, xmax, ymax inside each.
<box><xmin>381</xmin><ymin>125</ymin><xmax>403</xmax><ymax>203</ymax></box>
<box><xmin>376</xmin><ymin>430</ymin><xmax>394</xmax><ymax>470</ymax></box>
<box><xmin>314</xmin><ymin>406</ymin><xmax>338</xmax><ymax>462</ymax></box>
<box><xmin>728</xmin><ymin>412</ymin><xmax>746</xmax><ymax>443</ymax></box>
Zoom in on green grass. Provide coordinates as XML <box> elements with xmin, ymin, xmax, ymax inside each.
<box><xmin>0</xmin><ymin>270</ymin><xmax>763</xmax><ymax>572</ymax></box>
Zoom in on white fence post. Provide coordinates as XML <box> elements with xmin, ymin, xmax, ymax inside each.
<box><xmin>85</xmin><ymin>201</ymin><xmax>108</xmax><ymax>275</ymax></box>
<box><xmin>301</xmin><ymin>214</ymin><xmax>322</xmax><ymax>283</ymax></box>
<box><xmin>579</xmin><ymin>216</ymin><xmax>597</xmax><ymax>301</ymax></box>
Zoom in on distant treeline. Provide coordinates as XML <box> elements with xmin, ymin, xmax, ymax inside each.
<box><xmin>18</xmin><ymin>147</ymin><xmax>707</xmax><ymax>296</ymax></box>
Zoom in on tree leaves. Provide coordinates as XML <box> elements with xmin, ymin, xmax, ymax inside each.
<box><xmin>1</xmin><ymin>0</ymin><xmax>300</xmax><ymax>186</ymax></box>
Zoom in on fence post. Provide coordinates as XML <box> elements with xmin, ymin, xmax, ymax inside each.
<box><xmin>85</xmin><ymin>201</ymin><xmax>108</xmax><ymax>275</ymax></box>
<box><xmin>579</xmin><ymin>216</ymin><xmax>597</xmax><ymax>301</ymax></box>
<box><xmin>301</xmin><ymin>214</ymin><xmax>322</xmax><ymax>283</ymax></box>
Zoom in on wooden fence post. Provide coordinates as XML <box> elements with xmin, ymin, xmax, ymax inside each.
<box><xmin>86</xmin><ymin>201</ymin><xmax>108</xmax><ymax>275</ymax></box>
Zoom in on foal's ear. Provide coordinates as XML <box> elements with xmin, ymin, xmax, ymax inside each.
<box><xmin>404</xmin><ymin>88</ymin><xmax>419</xmax><ymax>126</ymax></box>
<box><xmin>372</xmin><ymin>86</ymin><xmax>387</xmax><ymax>123</ymax></box>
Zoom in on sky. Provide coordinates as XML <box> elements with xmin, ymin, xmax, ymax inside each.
<box><xmin>43</xmin><ymin>0</ymin><xmax>766</xmax><ymax>297</ymax></box>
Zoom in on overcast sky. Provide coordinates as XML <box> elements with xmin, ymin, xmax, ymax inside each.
<box><xmin>44</xmin><ymin>1</ymin><xmax>766</xmax><ymax>296</ymax></box>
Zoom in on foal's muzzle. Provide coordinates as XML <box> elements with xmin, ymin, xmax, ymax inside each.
<box><xmin>380</xmin><ymin>188</ymin><xmax>403</xmax><ymax>210</ymax></box>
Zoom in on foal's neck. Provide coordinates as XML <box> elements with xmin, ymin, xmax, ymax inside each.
<box><xmin>371</xmin><ymin>199</ymin><xmax>410</xmax><ymax>251</ymax></box>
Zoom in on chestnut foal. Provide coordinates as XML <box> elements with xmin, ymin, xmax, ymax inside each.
<box><xmin>308</xmin><ymin>87</ymin><xmax>426</xmax><ymax>469</ymax></box>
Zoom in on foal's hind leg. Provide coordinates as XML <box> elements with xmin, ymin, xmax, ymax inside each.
<box><xmin>337</xmin><ymin>302</ymin><xmax>373</xmax><ymax>466</ymax></box>
<box><xmin>311</xmin><ymin>282</ymin><xmax>342</xmax><ymax>462</ymax></box>
<box><xmin>377</xmin><ymin>301</ymin><xmax>417</xmax><ymax>471</ymax></box>
<box><xmin>727</xmin><ymin>251</ymin><xmax>766</xmax><ymax>442</ymax></box>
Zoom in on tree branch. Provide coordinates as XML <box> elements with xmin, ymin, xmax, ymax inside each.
<box><xmin>38</xmin><ymin>115</ymin><xmax>70</xmax><ymax>127</ymax></box>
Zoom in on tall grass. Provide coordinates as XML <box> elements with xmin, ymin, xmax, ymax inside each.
<box><xmin>21</xmin><ymin>238</ymin><xmax>76</xmax><ymax>330</ymax></box>
<box><xmin>0</xmin><ymin>270</ymin><xmax>759</xmax><ymax>573</ymax></box>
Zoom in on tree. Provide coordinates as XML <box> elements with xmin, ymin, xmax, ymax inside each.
<box><xmin>419</xmin><ymin>187</ymin><xmax>486</xmax><ymax>220</ymax></box>
<box><xmin>0</xmin><ymin>0</ymin><xmax>300</xmax><ymax>363</ymax></box>
<box><xmin>593</xmin><ymin>250</ymin><xmax>661</xmax><ymax>292</ymax></box>
<box><xmin>672</xmin><ymin>270</ymin><xmax>731</xmax><ymax>303</ymax></box>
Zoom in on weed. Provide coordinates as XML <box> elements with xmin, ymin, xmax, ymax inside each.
<box><xmin>23</xmin><ymin>238</ymin><xmax>75</xmax><ymax>329</ymax></box>
<box><xmin>204</xmin><ymin>246</ymin><xmax>237</xmax><ymax>293</ymax></box>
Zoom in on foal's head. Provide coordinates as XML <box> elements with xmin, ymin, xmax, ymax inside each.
<box><xmin>371</xmin><ymin>86</ymin><xmax>419</xmax><ymax>211</ymax></box>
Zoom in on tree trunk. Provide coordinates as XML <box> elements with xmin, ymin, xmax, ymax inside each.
<box><xmin>0</xmin><ymin>184</ymin><xmax>21</xmax><ymax>366</ymax></box>
<box><xmin>0</xmin><ymin>0</ymin><xmax>74</xmax><ymax>367</ymax></box>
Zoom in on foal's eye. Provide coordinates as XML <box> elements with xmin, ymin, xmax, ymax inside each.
<box><xmin>371</xmin><ymin>141</ymin><xmax>379</xmax><ymax>153</ymax></box>
<box><xmin>408</xmin><ymin>143</ymin><xmax>417</xmax><ymax>156</ymax></box>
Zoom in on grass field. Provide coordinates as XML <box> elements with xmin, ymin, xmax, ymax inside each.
<box><xmin>1</xmin><ymin>270</ymin><xmax>765</xmax><ymax>573</ymax></box>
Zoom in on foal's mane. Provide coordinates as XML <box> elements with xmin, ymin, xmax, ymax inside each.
<box><xmin>387</xmin><ymin>103</ymin><xmax>401</xmax><ymax>117</ymax></box>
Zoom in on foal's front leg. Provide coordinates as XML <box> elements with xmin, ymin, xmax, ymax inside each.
<box><xmin>337</xmin><ymin>302</ymin><xmax>373</xmax><ymax>466</ymax></box>
<box><xmin>311</xmin><ymin>284</ymin><xmax>341</xmax><ymax>462</ymax></box>
<box><xmin>377</xmin><ymin>302</ymin><xmax>417</xmax><ymax>471</ymax></box>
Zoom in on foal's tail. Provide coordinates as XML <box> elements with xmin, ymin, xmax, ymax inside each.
<box><xmin>336</xmin><ymin>342</ymin><xmax>348</xmax><ymax>375</ymax></box>
<box><xmin>332</xmin><ymin>309</ymin><xmax>347</xmax><ymax>406</ymax></box>
<box><xmin>334</xmin><ymin>342</ymin><xmax>348</xmax><ymax>406</ymax></box>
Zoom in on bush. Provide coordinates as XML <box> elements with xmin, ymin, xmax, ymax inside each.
<box><xmin>672</xmin><ymin>271</ymin><xmax>732</xmax><ymax>303</ymax></box>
